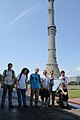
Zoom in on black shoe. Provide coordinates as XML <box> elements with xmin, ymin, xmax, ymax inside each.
<box><xmin>30</xmin><ymin>103</ymin><xmax>33</xmax><ymax>107</ymax></box>
<box><xmin>23</xmin><ymin>105</ymin><xmax>28</xmax><ymax>108</ymax></box>
<box><xmin>48</xmin><ymin>105</ymin><xmax>52</xmax><ymax>108</ymax></box>
<box><xmin>35</xmin><ymin>105</ymin><xmax>40</xmax><ymax>108</ymax></box>
<box><xmin>9</xmin><ymin>105</ymin><xmax>14</xmax><ymax>108</ymax></box>
<box><xmin>18</xmin><ymin>105</ymin><xmax>22</xmax><ymax>108</ymax></box>
<box><xmin>1</xmin><ymin>104</ymin><xmax>4</xmax><ymax>108</ymax></box>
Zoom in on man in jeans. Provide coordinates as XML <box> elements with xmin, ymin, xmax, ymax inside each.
<box><xmin>1</xmin><ymin>63</ymin><xmax>16</xmax><ymax>108</ymax></box>
<box><xmin>30</xmin><ymin>68</ymin><xmax>41</xmax><ymax>107</ymax></box>
<box><xmin>41</xmin><ymin>70</ymin><xmax>50</xmax><ymax>107</ymax></box>
<box><xmin>49</xmin><ymin>70</ymin><xmax>56</xmax><ymax>107</ymax></box>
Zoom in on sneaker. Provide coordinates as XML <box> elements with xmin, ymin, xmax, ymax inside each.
<box><xmin>45</xmin><ymin>102</ymin><xmax>48</xmax><ymax>108</ymax></box>
<box><xmin>9</xmin><ymin>105</ymin><xmax>14</xmax><ymax>108</ymax></box>
<box><xmin>42</xmin><ymin>104</ymin><xmax>45</xmax><ymax>108</ymax></box>
<box><xmin>45</xmin><ymin>104</ymin><xmax>48</xmax><ymax>108</ymax></box>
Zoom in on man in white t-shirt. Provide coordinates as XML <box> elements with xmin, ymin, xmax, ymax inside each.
<box><xmin>49</xmin><ymin>70</ymin><xmax>56</xmax><ymax>107</ymax></box>
<box><xmin>41</xmin><ymin>70</ymin><xmax>50</xmax><ymax>107</ymax></box>
<box><xmin>1</xmin><ymin>63</ymin><xmax>16</xmax><ymax>108</ymax></box>
<box><xmin>59</xmin><ymin>70</ymin><xmax>69</xmax><ymax>86</ymax></box>
<box><xmin>57</xmin><ymin>70</ymin><xmax>69</xmax><ymax>108</ymax></box>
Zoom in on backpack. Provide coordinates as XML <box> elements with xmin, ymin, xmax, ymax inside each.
<box><xmin>4</xmin><ymin>70</ymin><xmax>15</xmax><ymax>79</ymax></box>
<box><xmin>18</xmin><ymin>73</ymin><xmax>28</xmax><ymax>84</ymax></box>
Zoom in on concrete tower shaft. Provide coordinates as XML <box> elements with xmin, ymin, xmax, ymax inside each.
<box><xmin>46</xmin><ymin>0</ymin><xmax>60</xmax><ymax>77</ymax></box>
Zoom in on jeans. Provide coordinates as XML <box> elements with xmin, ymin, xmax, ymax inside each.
<box><xmin>17</xmin><ymin>88</ymin><xmax>27</xmax><ymax>106</ymax></box>
<box><xmin>49</xmin><ymin>91</ymin><xmax>55</xmax><ymax>106</ymax></box>
<box><xmin>41</xmin><ymin>89</ymin><xmax>50</xmax><ymax>106</ymax></box>
<box><xmin>1</xmin><ymin>84</ymin><xmax>13</xmax><ymax>106</ymax></box>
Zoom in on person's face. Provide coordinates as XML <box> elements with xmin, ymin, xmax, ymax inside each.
<box><xmin>61</xmin><ymin>72</ymin><xmax>65</xmax><ymax>77</ymax></box>
<box><xmin>8</xmin><ymin>65</ymin><xmax>12</xmax><ymax>70</ymax></box>
<box><xmin>43</xmin><ymin>70</ymin><xmax>47</xmax><ymax>76</ymax></box>
<box><xmin>35</xmin><ymin>68</ymin><xmax>39</xmax><ymax>74</ymax></box>
<box><xmin>24</xmin><ymin>69</ymin><xmax>28</xmax><ymax>74</ymax></box>
<box><xmin>50</xmin><ymin>70</ymin><xmax>54</xmax><ymax>75</ymax></box>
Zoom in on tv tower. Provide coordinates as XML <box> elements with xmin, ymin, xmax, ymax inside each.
<box><xmin>46</xmin><ymin>0</ymin><xmax>60</xmax><ymax>77</ymax></box>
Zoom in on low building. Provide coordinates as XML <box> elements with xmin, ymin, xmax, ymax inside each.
<box><xmin>68</xmin><ymin>76</ymin><xmax>80</xmax><ymax>84</ymax></box>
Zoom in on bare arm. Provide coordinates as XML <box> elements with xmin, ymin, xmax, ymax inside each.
<box><xmin>1</xmin><ymin>76</ymin><xmax>4</xmax><ymax>87</ymax></box>
<box><xmin>15</xmin><ymin>79</ymin><xmax>19</xmax><ymax>90</ymax></box>
<box><xmin>61</xmin><ymin>88</ymin><xmax>68</xmax><ymax>95</ymax></box>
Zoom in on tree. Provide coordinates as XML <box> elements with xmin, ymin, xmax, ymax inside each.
<box><xmin>68</xmin><ymin>81</ymin><xmax>78</xmax><ymax>85</ymax></box>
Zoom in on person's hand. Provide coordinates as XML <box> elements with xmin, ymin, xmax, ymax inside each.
<box><xmin>1</xmin><ymin>82</ymin><xmax>4</xmax><ymax>88</ymax></box>
<box><xmin>12</xmin><ymin>84</ymin><xmax>15</xmax><ymax>88</ymax></box>
<box><xmin>64</xmin><ymin>92</ymin><xmax>67</xmax><ymax>95</ymax></box>
<box><xmin>15</xmin><ymin>86</ymin><xmax>18</xmax><ymax>91</ymax></box>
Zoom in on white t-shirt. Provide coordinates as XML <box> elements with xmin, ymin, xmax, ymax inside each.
<box><xmin>3</xmin><ymin>69</ymin><xmax>15</xmax><ymax>85</ymax></box>
<box><xmin>41</xmin><ymin>75</ymin><xmax>50</xmax><ymax>90</ymax></box>
<box><xmin>17</xmin><ymin>74</ymin><xmax>28</xmax><ymax>89</ymax></box>
<box><xmin>59</xmin><ymin>76</ymin><xmax>69</xmax><ymax>86</ymax></box>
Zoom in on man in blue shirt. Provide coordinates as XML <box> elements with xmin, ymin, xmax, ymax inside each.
<box><xmin>30</xmin><ymin>68</ymin><xmax>41</xmax><ymax>107</ymax></box>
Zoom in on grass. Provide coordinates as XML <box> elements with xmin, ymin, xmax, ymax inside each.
<box><xmin>68</xmin><ymin>90</ymin><xmax>80</xmax><ymax>98</ymax></box>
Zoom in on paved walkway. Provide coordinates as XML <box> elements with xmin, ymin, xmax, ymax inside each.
<box><xmin>0</xmin><ymin>88</ymin><xmax>80</xmax><ymax>120</ymax></box>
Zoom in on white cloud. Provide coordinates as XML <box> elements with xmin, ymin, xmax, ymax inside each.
<box><xmin>65</xmin><ymin>70</ymin><xmax>72</xmax><ymax>77</ymax></box>
<box><xmin>76</xmin><ymin>66</ymin><xmax>80</xmax><ymax>72</ymax></box>
<box><xmin>59</xmin><ymin>66</ymin><xmax>80</xmax><ymax>77</ymax></box>
<box><xmin>3</xmin><ymin>6</ymin><xmax>38</xmax><ymax>30</ymax></box>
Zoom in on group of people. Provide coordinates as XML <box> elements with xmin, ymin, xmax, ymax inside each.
<box><xmin>0</xmin><ymin>63</ymin><xmax>69</xmax><ymax>109</ymax></box>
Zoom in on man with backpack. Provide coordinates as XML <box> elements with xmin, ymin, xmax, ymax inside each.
<box><xmin>1</xmin><ymin>63</ymin><xmax>16</xmax><ymax>108</ymax></box>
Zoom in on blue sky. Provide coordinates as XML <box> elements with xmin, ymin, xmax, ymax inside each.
<box><xmin>0</xmin><ymin>0</ymin><xmax>80</xmax><ymax>77</ymax></box>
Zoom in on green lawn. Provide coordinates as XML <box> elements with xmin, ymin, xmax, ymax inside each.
<box><xmin>68</xmin><ymin>90</ymin><xmax>80</xmax><ymax>98</ymax></box>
